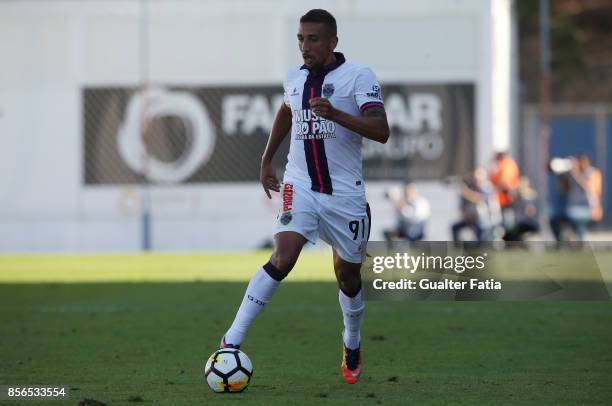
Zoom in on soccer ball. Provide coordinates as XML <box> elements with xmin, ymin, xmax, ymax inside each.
<box><xmin>204</xmin><ymin>348</ymin><xmax>253</xmax><ymax>393</ymax></box>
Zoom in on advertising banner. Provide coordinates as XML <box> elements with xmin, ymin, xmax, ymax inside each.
<box><xmin>83</xmin><ymin>84</ymin><xmax>474</xmax><ymax>184</ymax></box>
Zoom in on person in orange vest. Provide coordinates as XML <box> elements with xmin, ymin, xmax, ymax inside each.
<box><xmin>502</xmin><ymin>176</ymin><xmax>540</xmax><ymax>242</ymax></box>
<box><xmin>489</xmin><ymin>151</ymin><xmax>520</xmax><ymax>233</ymax></box>
<box><xmin>574</xmin><ymin>154</ymin><xmax>603</xmax><ymax>223</ymax></box>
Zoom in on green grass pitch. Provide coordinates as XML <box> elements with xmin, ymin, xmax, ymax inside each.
<box><xmin>1</xmin><ymin>251</ymin><xmax>611</xmax><ymax>405</ymax></box>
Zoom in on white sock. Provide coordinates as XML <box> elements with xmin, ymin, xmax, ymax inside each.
<box><xmin>224</xmin><ymin>267</ymin><xmax>280</xmax><ymax>346</ymax></box>
<box><xmin>339</xmin><ymin>287</ymin><xmax>365</xmax><ymax>350</ymax></box>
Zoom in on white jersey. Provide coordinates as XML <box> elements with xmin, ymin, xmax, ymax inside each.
<box><xmin>282</xmin><ymin>53</ymin><xmax>384</xmax><ymax>196</ymax></box>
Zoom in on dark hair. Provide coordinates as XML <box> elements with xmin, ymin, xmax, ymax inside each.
<box><xmin>300</xmin><ymin>9</ymin><xmax>337</xmax><ymax>36</ymax></box>
<box><xmin>577</xmin><ymin>153</ymin><xmax>590</xmax><ymax>162</ymax></box>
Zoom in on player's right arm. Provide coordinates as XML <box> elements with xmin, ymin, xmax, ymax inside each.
<box><xmin>260</xmin><ymin>103</ymin><xmax>292</xmax><ymax>198</ymax></box>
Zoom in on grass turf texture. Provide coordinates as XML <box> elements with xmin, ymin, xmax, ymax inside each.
<box><xmin>1</xmin><ymin>251</ymin><xmax>611</xmax><ymax>405</ymax></box>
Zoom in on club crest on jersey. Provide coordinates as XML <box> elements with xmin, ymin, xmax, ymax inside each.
<box><xmin>280</xmin><ymin>212</ymin><xmax>293</xmax><ymax>225</ymax></box>
<box><xmin>322</xmin><ymin>83</ymin><xmax>335</xmax><ymax>97</ymax></box>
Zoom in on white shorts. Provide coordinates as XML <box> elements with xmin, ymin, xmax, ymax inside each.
<box><xmin>273</xmin><ymin>182</ymin><xmax>371</xmax><ymax>263</ymax></box>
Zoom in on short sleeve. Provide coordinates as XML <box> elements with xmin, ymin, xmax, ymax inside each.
<box><xmin>283</xmin><ymin>79</ymin><xmax>291</xmax><ymax>107</ymax></box>
<box><xmin>354</xmin><ymin>67</ymin><xmax>384</xmax><ymax>113</ymax></box>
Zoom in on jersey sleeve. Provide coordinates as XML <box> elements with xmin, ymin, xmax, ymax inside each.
<box><xmin>282</xmin><ymin>71</ymin><xmax>292</xmax><ymax>108</ymax></box>
<box><xmin>354</xmin><ymin>67</ymin><xmax>384</xmax><ymax>113</ymax></box>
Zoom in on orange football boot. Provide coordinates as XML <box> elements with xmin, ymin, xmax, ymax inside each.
<box><xmin>341</xmin><ymin>342</ymin><xmax>362</xmax><ymax>384</ymax></box>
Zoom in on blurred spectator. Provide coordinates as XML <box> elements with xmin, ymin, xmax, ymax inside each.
<box><xmin>451</xmin><ymin>168</ymin><xmax>499</xmax><ymax>244</ymax></box>
<box><xmin>489</xmin><ymin>151</ymin><xmax>520</xmax><ymax>233</ymax></box>
<box><xmin>384</xmin><ymin>183</ymin><xmax>430</xmax><ymax>247</ymax></box>
<box><xmin>502</xmin><ymin>176</ymin><xmax>540</xmax><ymax>242</ymax></box>
<box><xmin>549</xmin><ymin>159</ymin><xmax>570</xmax><ymax>226</ymax></box>
<box><xmin>549</xmin><ymin>154</ymin><xmax>603</xmax><ymax>242</ymax></box>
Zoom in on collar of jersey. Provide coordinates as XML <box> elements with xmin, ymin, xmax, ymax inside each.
<box><xmin>300</xmin><ymin>52</ymin><xmax>346</xmax><ymax>76</ymax></box>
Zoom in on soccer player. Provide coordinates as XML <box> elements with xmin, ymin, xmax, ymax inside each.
<box><xmin>219</xmin><ymin>9</ymin><xmax>389</xmax><ymax>384</ymax></box>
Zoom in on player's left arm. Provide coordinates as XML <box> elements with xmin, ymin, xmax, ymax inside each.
<box><xmin>309</xmin><ymin>98</ymin><xmax>389</xmax><ymax>143</ymax></box>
